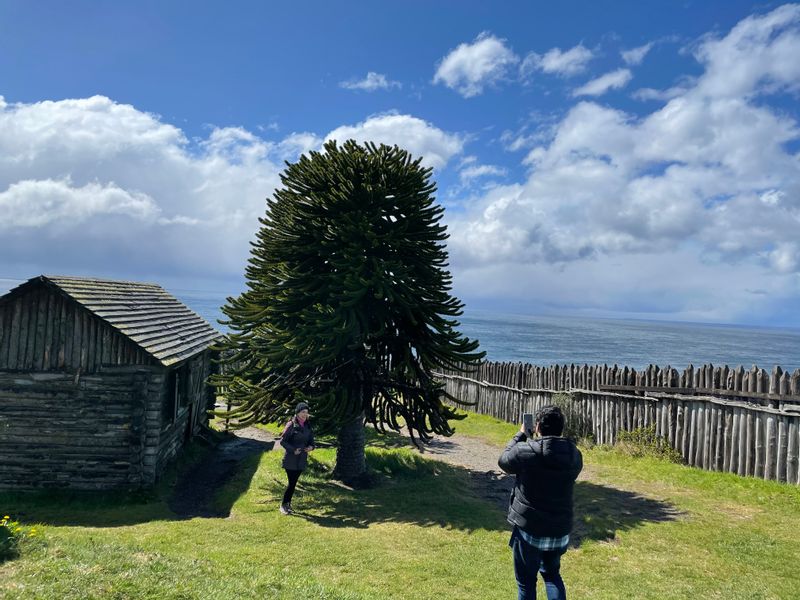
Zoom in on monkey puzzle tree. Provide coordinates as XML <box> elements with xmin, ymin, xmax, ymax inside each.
<box><xmin>211</xmin><ymin>139</ymin><xmax>483</xmax><ymax>484</ymax></box>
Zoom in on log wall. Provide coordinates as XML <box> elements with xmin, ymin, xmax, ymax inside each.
<box><xmin>0</xmin><ymin>285</ymin><xmax>153</xmax><ymax>373</ymax></box>
<box><xmin>438</xmin><ymin>361</ymin><xmax>800</xmax><ymax>485</ymax></box>
<box><xmin>0</xmin><ymin>367</ymin><xmax>154</xmax><ymax>490</ymax></box>
<box><xmin>0</xmin><ymin>351</ymin><xmax>213</xmax><ymax>490</ymax></box>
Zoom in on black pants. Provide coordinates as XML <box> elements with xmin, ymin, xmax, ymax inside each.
<box><xmin>282</xmin><ymin>469</ymin><xmax>302</xmax><ymax>505</ymax></box>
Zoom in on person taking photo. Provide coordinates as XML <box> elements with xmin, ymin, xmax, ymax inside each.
<box><xmin>498</xmin><ymin>405</ymin><xmax>583</xmax><ymax>600</ymax></box>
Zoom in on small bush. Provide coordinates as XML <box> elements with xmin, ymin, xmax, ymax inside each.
<box><xmin>1</xmin><ymin>515</ymin><xmax>40</xmax><ymax>562</ymax></box>
<box><xmin>615</xmin><ymin>425</ymin><xmax>684</xmax><ymax>463</ymax></box>
<box><xmin>552</xmin><ymin>392</ymin><xmax>594</xmax><ymax>444</ymax></box>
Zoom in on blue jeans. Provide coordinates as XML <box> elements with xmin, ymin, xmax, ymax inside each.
<box><xmin>509</xmin><ymin>529</ymin><xmax>567</xmax><ymax>600</ymax></box>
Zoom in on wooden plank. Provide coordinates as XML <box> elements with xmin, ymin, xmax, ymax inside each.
<box><xmin>57</xmin><ymin>294</ymin><xmax>67</xmax><ymax>369</ymax></box>
<box><xmin>764</xmin><ymin>414</ymin><xmax>776</xmax><ymax>481</ymax></box>
<box><xmin>745</xmin><ymin>411</ymin><xmax>755</xmax><ymax>477</ymax></box>
<box><xmin>714</xmin><ymin>405</ymin><xmax>724</xmax><ymax>471</ymax></box>
<box><xmin>20</xmin><ymin>290</ymin><xmax>37</xmax><ymax>370</ymax></box>
<box><xmin>754</xmin><ymin>412</ymin><xmax>764</xmax><ymax>478</ymax></box>
<box><xmin>43</xmin><ymin>290</ymin><xmax>55</xmax><ymax>370</ymax></box>
<box><xmin>12</xmin><ymin>292</ymin><xmax>27</xmax><ymax>370</ymax></box>
<box><xmin>688</xmin><ymin>402</ymin><xmax>698</xmax><ymax>466</ymax></box>
<box><xmin>787</xmin><ymin>419</ymin><xmax>799</xmax><ymax>485</ymax></box>
<box><xmin>776</xmin><ymin>417</ymin><xmax>787</xmax><ymax>483</ymax></box>
<box><xmin>64</xmin><ymin>301</ymin><xmax>75</xmax><ymax>369</ymax></box>
<box><xmin>33</xmin><ymin>288</ymin><xmax>49</xmax><ymax>371</ymax></box>
<box><xmin>675</xmin><ymin>402</ymin><xmax>685</xmax><ymax>459</ymax></box>
<box><xmin>79</xmin><ymin>310</ymin><xmax>88</xmax><ymax>371</ymax></box>
<box><xmin>86</xmin><ymin>315</ymin><xmax>96</xmax><ymax>372</ymax></box>
<box><xmin>724</xmin><ymin>408</ymin><xmax>735</xmax><ymax>473</ymax></box>
<box><xmin>737</xmin><ymin>407</ymin><xmax>747</xmax><ymax>477</ymax></box>
<box><xmin>0</xmin><ymin>303</ymin><xmax>10</xmax><ymax>368</ymax></box>
<box><xmin>101</xmin><ymin>323</ymin><xmax>111</xmax><ymax>366</ymax></box>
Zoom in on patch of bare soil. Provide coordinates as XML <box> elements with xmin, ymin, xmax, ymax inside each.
<box><xmin>417</xmin><ymin>434</ymin><xmax>515</xmax><ymax>509</ymax></box>
<box><xmin>168</xmin><ymin>428</ymin><xmax>274</xmax><ymax>518</ymax></box>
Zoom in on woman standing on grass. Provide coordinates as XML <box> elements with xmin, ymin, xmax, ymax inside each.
<box><xmin>279</xmin><ymin>402</ymin><xmax>315</xmax><ymax>514</ymax></box>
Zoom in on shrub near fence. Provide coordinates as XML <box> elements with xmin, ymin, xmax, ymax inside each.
<box><xmin>436</xmin><ymin>361</ymin><xmax>800</xmax><ymax>485</ymax></box>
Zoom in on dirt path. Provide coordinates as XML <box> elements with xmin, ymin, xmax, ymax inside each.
<box><xmin>417</xmin><ymin>433</ymin><xmax>516</xmax><ymax>509</ymax></box>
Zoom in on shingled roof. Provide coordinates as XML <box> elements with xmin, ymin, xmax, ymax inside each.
<box><xmin>1</xmin><ymin>275</ymin><xmax>222</xmax><ymax>366</ymax></box>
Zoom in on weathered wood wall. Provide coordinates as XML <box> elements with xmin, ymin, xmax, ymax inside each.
<box><xmin>0</xmin><ymin>367</ymin><xmax>154</xmax><ymax>490</ymax></box>
<box><xmin>437</xmin><ymin>361</ymin><xmax>800</xmax><ymax>485</ymax></box>
<box><xmin>0</xmin><ymin>283</ymin><xmax>217</xmax><ymax>490</ymax></box>
<box><xmin>144</xmin><ymin>351</ymin><xmax>214</xmax><ymax>481</ymax></box>
<box><xmin>0</xmin><ymin>285</ymin><xmax>153</xmax><ymax>373</ymax></box>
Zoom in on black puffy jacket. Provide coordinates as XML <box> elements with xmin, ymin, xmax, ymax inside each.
<box><xmin>280</xmin><ymin>419</ymin><xmax>315</xmax><ymax>471</ymax></box>
<box><xmin>498</xmin><ymin>432</ymin><xmax>583</xmax><ymax>537</ymax></box>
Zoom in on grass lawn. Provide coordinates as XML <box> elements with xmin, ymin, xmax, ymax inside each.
<box><xmin>1</xmin><ymin>412</ymin><xmax>798</xmax><ymax>599</ymax></box>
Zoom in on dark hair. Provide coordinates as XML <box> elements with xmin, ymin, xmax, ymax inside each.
<box><xmin>535</xmin><ymin>405</ymin><xmax>564</xmax><ymax>436</ymax></box>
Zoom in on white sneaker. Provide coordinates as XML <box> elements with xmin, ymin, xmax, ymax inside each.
<box><xmin>279</xmin><ymin>504</ymin><xmax>290</xmax><ymax>515</ymax></box>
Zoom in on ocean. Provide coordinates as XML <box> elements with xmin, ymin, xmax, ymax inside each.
<box><xmin>173</xmin><ymin>289</ymin><xmax>800</xmax><ymax>373</ymax></box>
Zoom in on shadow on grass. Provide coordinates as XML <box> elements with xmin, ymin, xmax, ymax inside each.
<box><xmin>168</xmin><ymin>436</ymin><xmax>273</xmax><ymax>518</ymax></box>
<box><xmin>253</xmin><ymin>434</ymin><xmax>682</xmax><ymax>540</ymax></box>
<box><xmin>0</xmin><ymin>434</ymin><xmax>272</xmax><ymax>527</ymax></box>
<box><xmin>1</xmin><ymin>426</ymin><xmax>682</xmax><ymax>544</ymax></box>
<box><xmin>570</xmin><ymin>481</ymin><xmax>683</xmax><ymax>547</ymax></box>
<box><xmin>255</xmin><ymin>447</ymin><xmax>511</xmax><ymax>532</ymax></box>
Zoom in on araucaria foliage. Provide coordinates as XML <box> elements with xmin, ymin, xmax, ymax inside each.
<box><xmin>212</xmin><ymin>140</ymin><xmax>483</xmax><ymax>445</ymax></box>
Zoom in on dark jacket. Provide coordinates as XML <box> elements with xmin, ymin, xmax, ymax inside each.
<box><xmin>498</xmin><ymin>432</ymin><xmax>583</xmax><ymax>537</ymax></box>
<box><xmin>280</xmin><ymin>418</ymin><xmax>315</xmax><ymax>471</ymax></box>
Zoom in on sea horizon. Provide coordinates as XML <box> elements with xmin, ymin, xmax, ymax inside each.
<box><xmin>170</xmin><ymin>288</ymin><xmax>800</xmax><ymax>373</ymax></box>
<box><xmin>2</xmin><ymin>278</ymin><xmax>798</xmax><ymax>372</ymax></box>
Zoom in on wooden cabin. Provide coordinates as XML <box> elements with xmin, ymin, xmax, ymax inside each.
<box><xmin>0</xmin><ymin>275</ymin><xmax>222</xmax><ymax>490</ymax></box>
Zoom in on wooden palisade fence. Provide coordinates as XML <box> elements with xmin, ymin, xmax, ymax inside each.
<box><xmin>436</xmin><ymin>361</ymin><xmax>800</xmax><ymax>485</ymax></box>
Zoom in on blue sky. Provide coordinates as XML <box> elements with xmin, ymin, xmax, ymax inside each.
<box><xmin>1</xmin><ymin>1</ymin><xmax>799</xmax><ymax>326</ymax></box>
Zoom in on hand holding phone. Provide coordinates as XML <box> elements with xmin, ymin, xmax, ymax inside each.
<box><xmin>522</xmin><ymin>413</ymin><xmax>534</xmax><ymax>437</ymax></box>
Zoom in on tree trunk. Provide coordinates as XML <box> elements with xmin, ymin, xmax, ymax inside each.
<box><xmin>333</xmin><ymin>412</ymin><xmax>368</xmax><ymax>485</ymax></box>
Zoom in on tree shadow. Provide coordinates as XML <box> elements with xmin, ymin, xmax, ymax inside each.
<box><xmin>428</xmin><ymin>468</ymin><xmax>681</xmax><ymax>547</ymax></box>
<box><xmin>0</xmin><ymin>433</ymin><xmax>272</xmax><ymax>527</ymax></box>
<box><xmin>2</xmin><ymin>427</ymin><xmax>682</xmax><ymax>545</ymax></box>
<box><xmin>571</xmin><ymin>481</ymin><xmax>683</xmax><ymax>547</ymax></box>
<box><xmin>253</xmin><ymin>449</ymin><xmax>510</xmax><ymax>532</ymax></box>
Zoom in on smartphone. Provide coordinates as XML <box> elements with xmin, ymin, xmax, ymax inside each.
<box><xmin>522</xmin><ymin>413</ymin><xmax>534</xmax><ymax>437</ymax></box>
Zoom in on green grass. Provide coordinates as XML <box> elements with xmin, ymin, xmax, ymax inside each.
<box><xmin>2</xmin><ymin>411</ymin><xmax>799</xmax><ymax>599</ymax></box>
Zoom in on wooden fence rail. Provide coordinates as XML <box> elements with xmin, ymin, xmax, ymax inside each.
<box><xmin>436</xmin><ymin>360</ymin><xmax>800</xmax><ymax>485</ymax></box>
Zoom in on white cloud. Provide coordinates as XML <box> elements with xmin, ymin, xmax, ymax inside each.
<box><xmin>459</xmin><ymin>163</ymin><xmax>507</xmax><ymax>183</ymax></box>
<box><xmin>433</xmin><ymin>32</ymin><xmax>518</xmax><ymax>97</ymax></box>
<box><xmin>447</xmin><ymin>5</ymin><xmax>800</xmax><ymax>322</ymax></box>
<box><xmin>572</xmin><ymin>68</ymin><xmax>633</xmax><ymax>96</ymax></box>
<box><xmin>621</xmin><ymin>42</ymin><xmax>654</xmax><ymax>65</ymax></box>
<box><xmin>520</xmin><ymin>44</ymin><xmax>593</xmax><ymax>78</ymax></box>
<box><xmin>274</xmin><ymin>131</ymin><xmax>323</xmax><ymax>161</ymax></box>
<box><xmin>325</xmin><ymin>113</ymin><xmax>463</xmax><ymax>169</ymax></box>
<box><xmin>0</xmin><ymin>96</ymin><xmax>283</xmax><ymax>280</ymax></box>
<box><xmin>0</xmin><ymin>178</ymin><xmax>160</xmax><ymax>227</ymax></box>
<box><xmin>769</xmin><ymin>242</ymin><xmax>800</xmax><ymax>273</ymax></box>
<box><xmin>694</xmin><ymin>3</ymin><xmax>800</xmax><ymax>98</ymax></box>
<box><xmin>0</xmin><ymin>96</ymin><xmax>462</xmax><ymax>284</ymax></box>
<box><xmin>633</xmin><ymin>83</ymin><xmax>693</xmax><ymax>102</ymax></box>
<box><xmin>340</xmin><ymin>72</ymin><xmax>401</xmax><ymax>91</ymax></box>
